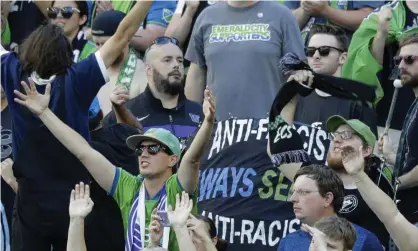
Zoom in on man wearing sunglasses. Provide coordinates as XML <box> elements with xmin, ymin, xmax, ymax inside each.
<box><xmin>103</xmin><ymin>36</ymin><xmax>203</xmax><ymax>149</ymax></box>
<box><xmin>379</xmin><ymin>33</ymin><xmax>418</xmax><ymax>228</ymax></box>
<box><xmin>288</xmin><ymin>24</ymin><xmax>377</xmax><ymax>165</ymax></box>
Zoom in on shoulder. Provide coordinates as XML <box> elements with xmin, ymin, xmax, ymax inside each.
<box><xmin>279</xmin><ymin>230</ymin><xmax>310</xmax><ymax>249</ymax></box>
<box><xmin>352</xmin><ymin>223</ymin><xmax>382</xmax><ymax>247</ymax></box>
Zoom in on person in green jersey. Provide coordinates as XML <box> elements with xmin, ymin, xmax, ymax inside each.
<box><xmin>1</xmin><ymin>1</ymin><xmax>11</xmax><ymax>46</ymax></box>
<box><xmin>13</xmin><ymin>78</ymin><xmax>216</xmax><ymax>251</ymax></box>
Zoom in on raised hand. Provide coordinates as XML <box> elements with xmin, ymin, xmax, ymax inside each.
<box><xmin>202</xmin><ymin>88</ymin><xmax>215</xmax><ymax>123</ymax></box>
<box><xmin>96</xmin><ymin>0</ymin><xmax>113</xmax><ymax>15</ymax></box>
<box><xmin>287</xmin><ymin>70</ymin><xmax>314</xmax><ymax>88</ymax></box>
<box><xmin>378</xmin><ymin>135</ymin><xmax>397</xmax><ymax>165</ymax></box>
<box><xmin>1</xmin><ymin>158</ymin><xmax>15</xmax><ymax>185</ymax></box>
<box><xmin>14</xmin><ymin>79</ymin><xmax>51</xmax><ymax>116</ymax></box>
<box><xmin>301</xmin><ymin>224</ymin><xmax>328</xmax><ymax>251</ymax></box>
<box><xmin>149</xmin><ymin>208</ymin><xmax>164</xmax><ymax>246</ymax></box>
<box><xmin>167</xmin><ymin>191</ymin><xmax>193</xmax><ymax>227</ymax></box>
<box><xmin>186</xmin><ymin>215</ymin><xmax>210</xmax><ymax>242</ymax></box>
<box><xmin>377</xmin><ymin>6</ymin><xmax>392</xmax><ymax>35</ymax></box>
<box><xmin>69</xmin><ymin>182</ymin><xmax>94</xmax><ymax>219</ymax></box>
<box><xmin>341</xmin><ymin>145</ymin><xmax>364</xmax><ymax>175</ymax></box>
<box><xmin>110</xmin><ymin>85</ymin><xmax>130</xmax><ymax>106</ymax></box>
<box><xmin>301</xmin><ymin>0</ymin><xmax>329</xmax><ymax>15</ymax></box>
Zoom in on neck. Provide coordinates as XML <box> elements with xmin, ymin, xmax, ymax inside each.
<box><xmin>227</xmin><ymin>0</ymin><xmax>258</xmax><ymax>8</ymax></box>
<box><xmin>335</xmin><ymin>169</ymin><xmax>358</xmax><ymax>189</ymax></box>
<box><xmin>333</xmin><ymin>67</ymin><xmax>342</xmax><ymax>78</ymax></box>
<box><xmin>67</xmin><ymin>28</ymin><xmax>80</xmax><ymax>44</ymax></box>
<box><xmin>414</xmin><ymin>86</ymin><xmax>418</xmax><ymax>98</ymax></box>
<box><xmin>407</xmin><ymin>0</ymin><xmax>418</xmax><ymax>13</ymax></box>
<box><xmin>1</xmin><ymin>98</ymin><xmax>7</xmax><ymax>111</ymax></box>
<box><xmin>148</xmin><ymin>83</ymin><xmax>179</xmax><ymax>109</ymax></box>
<box><xmin>144</xmin><ymin>171</ymin><xmax>172</xmax><ymax>198</ymax></box>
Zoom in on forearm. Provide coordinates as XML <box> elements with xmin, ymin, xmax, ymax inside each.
<box><xmin>113</xmin><ymin>104</ymin><xmax>143</xmax><ymax>132</ymax></box>
<box><xmin>280</xmin><ymin>96</ymin><xmax>298</xmax><ymax>125</ymax></box>
<box><xmin>292</xmin><ymin>8</ymin><xmax>311</xmax><ymax>29</ymax></box>
<box><xmin>398</xmin><ymin>165</ymin><xmax>418</xmax><ymax>190</ymax></box>
<box><xmin>185</xmin><ymin>65</ymin><xmax>206</xmax><ymax>104</ymax></box>
<box><xmin>6</xmin><ymin>179</ymin><xmax>18</xmax><ymax>193</ymax></box>
<box><xmin>371</xmin><ymin>31</ymin><xmax>388</xmax><ymax>65</ymax></box>
<box><xmin>321</xmin><ymin>6</ymin><xmax>373</xmax><ymax>31</ymax></box>
<box><xmin>165</xmin><ymin>7</ymin><xmax>198</xmax><ymax>48</ymax></box>
<box><xmin>173</xmin><ymin>226</ymin><xmax>198</xmax><ymax>251</ymax></box>
<box><xmin>202</xmin><ymin>236</ymin><xmax>218</xmax><ymax>251</ymax></box>
<box><xmin>66</xmin><ymin>218</ymin><xmax>87</xmax><ymax>251</ymax></box>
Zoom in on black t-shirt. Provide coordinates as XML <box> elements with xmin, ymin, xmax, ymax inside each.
<box><xmin>376</xmin><ymin>1</ymin><xmax>417</xmax><ymax>130</ymax></box>
<box><xmin>1</xmin><ymin>106</ymin><xmax>15</xmax><ymax>229</ymax></box>
<box><xmin>85</xmin><ymin>123</ymin><xmax>139</xmax><ymax>251</ymax></box>
<box><xmin>7</xmin><ymin>1</ymin><xmax>46</xmax><ymax>45</ymax></box>
<box><xmin>338</xmin><ymin>189</ymin><xmax>389</xmax><ymax>247</ymax></box>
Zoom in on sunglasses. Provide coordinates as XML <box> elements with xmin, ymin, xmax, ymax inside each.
<box><xmin>393</xmin><ymin>55</ymin><xmax>418</xmax><ymax>66</ymax></box>
<box><xmin>305</xmin><ymin>46</ymin><xmax>344</xmax><ymax>57</ymax></box>
<box><xmin>330</xmin><ymin>131</ymin><xmax>356</xmax><ymax>141</ymax></box>
<box><xmin>47</xmin><ymin>7</ymin><xmax>80</xmax><ymax>19</ymax></box>
<box><xmin>135</xmin><ymin>144</ymin><xmax>172</xmax><ymax>156</ymax></box>
<box><xmin>144</xmin><ymin>36</ymin><xmax>180</xmax><ymax>58</ymax></box>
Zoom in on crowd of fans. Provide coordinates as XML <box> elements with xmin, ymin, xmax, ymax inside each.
<box><xmin>0</xmin><ymin>0</ymin><xmax>418</xmax><ymax>251</ymax></box>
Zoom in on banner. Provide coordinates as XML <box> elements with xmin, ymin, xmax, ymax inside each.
<box><xmin>197</xmin><ymin>118</ymin><xmax>300</xmax><ymax>251</ymax></box>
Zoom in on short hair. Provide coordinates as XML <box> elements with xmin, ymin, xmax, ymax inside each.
<box><xmin>308</xmin><ymin>24</ymin><xmax>349</xmax><ymax>52</ymax></box>
<box><xmin>399</xmin><ymin>33</ymin><xmax>418</xmax><ymax>48</ymax></box>
<box><xmin>294</xmin><ymin>165</ymin><xmax>344</xmax><ymax>212</ymax></box>
<box><xmin>314</xmin><ymin>216</ymin><xmax>357</xmax><ymax>251</ymax></box>
<box><xmin>19</xmin><ymin>24</ymin><xmax>73</xmax><ymax>78</ymax></box>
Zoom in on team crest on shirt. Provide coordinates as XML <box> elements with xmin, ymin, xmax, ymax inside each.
<box><xmin>339</xmin><ymin>195</ymin><xmax>359</xmax><ymax>214</ymax></box>
<box><xmin>162</xmin><ymin>8</ymin><xmax>174</xmax><ymax>23</ymax></box>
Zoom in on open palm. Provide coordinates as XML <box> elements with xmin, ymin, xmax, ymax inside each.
<box><xmin>167</xmin><ymin>191</ymin><xmax>193</xmax><ymax>227</ymax></box>
<box><xmin>202</xmin><ymin>88</ymin><xmax>215</xmax><ymax>122</ymax></box>
<box><xmin>13</xmin><ymin>79</ymin><xmax>51</xmax><ymax>116</ymax></box>
<box><xmin>341</xmin><ymin>146</ymin><xmax>364</xmax><ymax>175</ymax></box>
<box><xmin>69</xmin><ymin>182</ymin><xmax>94</xmax><ymax>219</ymax></box>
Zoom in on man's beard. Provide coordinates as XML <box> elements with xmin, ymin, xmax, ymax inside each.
<box><xmin>326</xmin><ymin>152</ymin><xmax>345</xmax><ymax>171</ymax></box>
<box><xmin>400</xmin><ymin>71</ymin><xmax>418</xmax><ymax>88</ymax></box>
<box><xmin>153</xmin><ymin>68</ymin><xmax>184</xmax><ymax>96</ymax></box>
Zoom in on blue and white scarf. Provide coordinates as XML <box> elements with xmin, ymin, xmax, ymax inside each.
<box><xmin>126</xmin><ymin>183</ymin><xmax>170</xmax><ymax>251</ymax></box>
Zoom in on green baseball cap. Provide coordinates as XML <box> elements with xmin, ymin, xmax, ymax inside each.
<box><xmin>126</xmin><ymin>128</ymin><xmax>181</xmax><ymax>157</ymax></box>
<box><xmin>326</xmin><ymin>115</ymin><xmax>376</xmax><ymax>148</ymax></box>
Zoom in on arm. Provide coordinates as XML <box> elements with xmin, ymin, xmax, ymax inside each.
<box><xmin>33</xmin><ymin>1</ymin><xmax>52</xmax><ymax>17</ymax></box>
<box><xmin>185</xmin><ymin>64</ymin><xmax>206</xmax><ymax>103</ymax></box>
<box><xmin>99</xmin><ymin>0</ymin><xmax>153</xmax><ymax>68</ymax></box>
<box><xmin>320</xmin><ymin>6</ymin><xmax>375</xmax><ymax>31</ymax></box>
<box><xmin>177</xmin><ymin>89</ymin><xmax>215</xmax><ymax>194</ymax></box>
<box><xmin>165</xmin><ymin>0</ymin><xmax>199</xmax><ymax>48</ymax></box>
<box><xmin>110</xmin><ymin>86</ymin><xmax>143</xmax><ymax>131</ymax></box>
<box><xmin>173</xmin><ymin>226</ymin><xmax>198</xmax><ymax>251</ymax></box>
<box><xmin>129</xmin><ymin>1</ymin><xmax>176</xmax><ymax>52</ymax></box>
<box><xmin>292</xmin><ymin>7</ymin><xmax>311</xmax><ymax>29</ymax></box>
<box><xmin>371</xmin><ymin>6</ymin><xmax>392</xmax><ymax>65</ymax></box>
<box><xmin>0</xmin><ymin>158</ymin><xmax>18</xmax><ymax>193</ymax></box>
<box><xmin>66</xmin><ymin>183</ymin><xmax>94</xmax><ymax>251</ymax></box>
<box><xmin>397</xmin><ymin>165</ymin><xmax>418</xmax><ymax>190</ymax></box>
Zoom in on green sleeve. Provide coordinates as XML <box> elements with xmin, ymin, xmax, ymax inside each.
<box><xmin>79</xmin><ymin>41</ymin><xmax>97</xmax><ymax>61</ymax></box>
<box><xmin>166</xmin><ymin>174</ymin><xmax>198</xmax><ymax>215</ymax></box>
<box><xmin>110</xmin><ymin>168</ymin><xmax>142</xmax><ymax>208</ymax></box>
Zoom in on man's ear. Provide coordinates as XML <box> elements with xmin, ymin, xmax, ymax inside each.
<box><xmin>168</xmin><ymin>155</ymin><xmax>178</xmax><ymax>168</ymax></box>
<box><xmin>339</xmin><ymin>52</ymin><xmax>347</xmax><ymax>65</ymax></box>
<box><xmin>362</xmin><ymin>145</ymin><xmax>373</xmax><ymax>158</ymax></box>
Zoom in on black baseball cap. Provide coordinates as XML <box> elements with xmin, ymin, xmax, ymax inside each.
<box><xmin>91</xmin><ymin>10</ymin><xmax>125</xmax><ymax>37</ymax></box>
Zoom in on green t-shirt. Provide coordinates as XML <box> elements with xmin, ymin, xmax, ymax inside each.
<box><xmin>1</xmin><ymin>22</ymin><xmax>11</xmax><ymax>45</ymax></box>
<box><xmin>111</xmin><ymin>168</ymin><xmax>198</xmax><ymax>251</ymax></box>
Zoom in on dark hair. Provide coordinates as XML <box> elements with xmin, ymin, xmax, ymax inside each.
<box><xmin>52</xmin><ymin>0</ymin><xmax>89</xmax><ymax>27</ymax></box>
<box><xmin>399</xmin><ymin>32</ymin><xmax>418</xmax><ymax>48</ymax></box>
<box><xmin>89</xmin><ymin>110</ymin><xmax>104</xmax><ymax>131</ymax></box>
<box><xmin>315</xmin><ymin>216</ymin><xmax>357</xmax><ymax>251</ymax></box>
<box><xmin>294</xmin><ymin>164</ymin><xmax>344</xmax><ymax>212</ymax></box>
<box><xmin>19</xmin><ymin>24</ymin><xmax>73</xmax><ymax>78</ymax></box>
<box><xmin>196</xmin><ymin>215</ymin><xmax>228</xmax><ymax>251</ymax></box>
<box><xmin>309</xmin><ymin>24</ymin><xmax>349</xmax><ymax>52</ymax></box>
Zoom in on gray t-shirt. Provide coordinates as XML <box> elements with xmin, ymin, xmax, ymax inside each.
<box><xmin>186</xmin><ymin>1</ymin><xmax>305</xmax><ymax>121</ymax></box>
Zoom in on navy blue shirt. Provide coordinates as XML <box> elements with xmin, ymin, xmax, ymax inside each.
<box><xmin>278</xmin><ymin>224</ymin><xmax>384</xmax><ymax>251</ymax></box>
<box><xmin>1</xmin><ymin>51</ymin><xmax>108</xmax><ymax>158</ymax></box>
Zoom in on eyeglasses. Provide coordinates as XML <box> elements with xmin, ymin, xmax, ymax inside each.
<box><xmin>47</xmin><ymin>7</ymin><xmax>80</xmax><ymax>19</ymax></box>
<box><xmin>393</xmin><ymin>55</ymin><xmax>418</xmax><ymax>66</ymax></box>
<box><xmin>306</xmin><ymin>46</ymin><xmax>344</xmax><ymax>57</ymax></box>
<box><xmin>144</xmin><ymin>36</ymin><xmax>180</xmax><ymax>58</ymax></box>
<box><xmin>135</xmin><ymin>144</ymin><xmax>172</xmax><ymax>156</ymax></box>
<box><xmin>330</xmin><ymin>131</ymin><xmax>355</xmax><ymax>141</ymax></box>
<box><xmin>289</xmin><ymin>189</ymin><xmax>319</xmax><ymax>197</ymax></box>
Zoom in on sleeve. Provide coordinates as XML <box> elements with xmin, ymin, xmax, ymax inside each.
<box><xmin>102</xmin><ymin>110</ymin><xmax>118</xmax><ymax>127</ymax></box>
<box><xmin>1</xmin><ymin>52</ymin><xmax>19</xmax><ymax>98</ymax></box>
<box><xmin>145</xmin><ymin>1</ymin><xmax>176</xmax><ymax>27</ymax></box>
<box><xmin>352</xmin><ymin>1</ymin><xmax>385</xmax><ymax>10</ymax></box>
<box><xmin>184</xmin><ymin>11</ymin><xmax>207</xmax><ymax>67</ymax></box>
<box><xmin>277</xmin><ymin>238</ymin><xmax>288</xmax><ymax>251</ymax></box>
<box><xmin>341</xmin><ymin>5</ymin><xmax>397</xmax><ymax>104</ymax></box>
<box><xmin>70</xmin><ymin>51</ymin><xmax>110</xmax><ymax>108</ymax></box>
<box><xmin>280</xmin><ymin>7</ymin><xmax>306</xmax><ymax>62</ymax></box>
<box><xmin>110</xmin><ymin>168</ymin><xmax>141</xmax><ymax>207</ymax></box>
<box><xmin>283</xmin><ymin>0</ymin><xmax>300</xmax><ymax>10</ymax></box>
<box><xmin>1</xmin><ymin>51</ymin><xmax>14</xmax><ymax>90</ymax></box>
<box><xmin>166</xmin><ymin>174</ymin><xmax>198</xmax><ymax>215</ymax></box>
